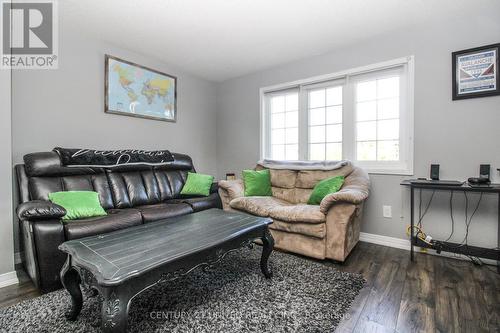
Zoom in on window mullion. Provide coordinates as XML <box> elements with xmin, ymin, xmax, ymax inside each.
<box><xmin>343</xmin><ymin>77</ymin><xmax>355</xmax><ymax>162</ymax></box>
<box><xmin>298</xmin><ymin>87</ymin><xmax>308</xmax><ymax>160</ymax></box>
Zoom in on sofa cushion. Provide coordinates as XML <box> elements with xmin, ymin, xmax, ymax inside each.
<box><xmin>271</xmin><ymin>187</ymin><xmax>296</xmax><ymax>203</ymax></box>
<box><xmin>268</xmin><ymin>204</ymin><xmax>326</xmax><ymax>223</ymax></box>
<box><xmin>64</xmin><ymin>209</ymin><xmax>143</xmax><ymax>240</ymax></box>
<box><xmin>295</xmin><ymin>165</ymin><xmax>353</xmax><ymax>189</ymax></box>
<box><xmin>229</xmin><ymin>196</ymin><xmax>291</xmax><ymax>217</ymax></box>
<box><xmin>171</xmin><ymin>193</ymin><xmax>222</xmax><ymax>212</ymax></box>
<box><xmin>269</xmin><ymin>169</ymin><xmax>297</xmax><ymax>188</ymax></box>
<box><xmin>136</xmin><ymin>203</ymin><xmax>193</xmax><ymax>223</ymax></box>
<box><xmin>294</xmin><ymin>188</ymin><xmax>313</xmax><ymax>204</ymax></box>
<box><xmin>269</xmin><ymin>219</ymin><xmax>326</xmax><ymax>239</ymax></box>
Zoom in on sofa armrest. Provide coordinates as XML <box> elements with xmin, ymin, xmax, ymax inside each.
<box><xmin>319</xmin><ymin>167</ymin><xmax>370</xmax><ymax>214</ymax></box>
<box><xmin>210</xmin><ymin>182</ymin><xmax>219</xmax><ymax>194</ymax></box>
<box><xmin>218</xmin><ymin>179</ymin><xmax>244</xmax><ymax>210</ymax></box>
<box><xmin>324</xmin><ymin>202</ymin><xmax>362</xmax><ymax>261</ymax></box>
<box><xmin>17</xmin><ymin>200</ymin><xmax>66</xmax><ymax>221</ymax></box>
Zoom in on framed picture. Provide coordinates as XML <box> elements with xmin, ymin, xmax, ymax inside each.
<box><xmin>105</xmin><ymin>55</ymin><xmax>177</xmax><ymax>122</ymax></box>
<box><xmin>452</xmin><ymin>43</ymin><xmax>500</xmax><ymax>100</ymax></box>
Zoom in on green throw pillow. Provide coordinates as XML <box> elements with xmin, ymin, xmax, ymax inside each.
<box><xmin>180</xmin><ymin>172</ymin><xmax>214</xmax><ymax>197</ymax></box>
<box><xmin>48</xmin><ymin>191</ymin><xmax>107</xmax><ymax>221</ymax></box>
<box><xmin>307</xmin><ymin>176</ymin><xmax>345</xmax><ymax>205</ymax></box>
<box><xmin>242</xmin><ymin>169</ymin><xmax>272</xmax><ymax>196</ymax></box>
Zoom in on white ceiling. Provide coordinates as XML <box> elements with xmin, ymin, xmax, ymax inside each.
<box><xmin>62</xmin><ymin>0</ymin><xmax>498</xmax><ymax>82</ymax></box>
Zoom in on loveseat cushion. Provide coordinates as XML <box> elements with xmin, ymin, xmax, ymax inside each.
<box><xmin>269</xmin><ymin>219</ymin><xmax>326</xmax><ymax>239</ymax></box>
<box><xmin>64</xmin><ymin>209</ymin><xmax>143</xmax><ymax>240</ymax></box>
<box><xmin>136</xmin><ymin>203</ymin><xmax>193</xmax><ymax>223</ymax></box>
<box><xmin>268</xmin><ymin>204</ymin><xmax>326</xmax><ymax>223</ymax></box>
<box><xmin>229</xmin><ymin>196</ymin><xmax>291</xmax><ymax>217</ymax></box>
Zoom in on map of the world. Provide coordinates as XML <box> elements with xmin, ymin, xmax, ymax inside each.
<box><xmin>106</xmin><ymin>56</ymin><xmax>177</xmax><ymax>121</ymax></box>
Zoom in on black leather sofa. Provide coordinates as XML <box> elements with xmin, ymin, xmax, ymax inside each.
<box><xmin>15</xmin><ymin>151</ymin><xmax>221</xmax><ymax>293</ymax></box>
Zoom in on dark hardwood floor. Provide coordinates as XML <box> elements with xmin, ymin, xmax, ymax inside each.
<box><xmin>335</xmin><ymin>242</ymin><xmax>500</xmax><ymax>333</ymax></box>
<box><xmin>0</xmin><ymin>242</ymin><xmax>498</xmax><ymax>332</ymax></box>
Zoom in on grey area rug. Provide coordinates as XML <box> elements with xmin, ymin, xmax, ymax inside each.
<box><xmin>0</xmin><ymin>248</ymin><xmax>365</xmax><ymax>332</ymax></box>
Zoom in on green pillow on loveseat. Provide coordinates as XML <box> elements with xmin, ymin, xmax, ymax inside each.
<box><xmin>242</xmin><ymin>169</ymin><xmax>272</xmax><ymax>196</ymax></box>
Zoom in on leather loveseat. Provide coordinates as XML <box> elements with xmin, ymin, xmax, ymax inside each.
<box><xmin>218</xmin><ymin>160</ymin><xmax>370</xmax><ymax>262</ymax></box>
<box><xmin>15</xmin><ymin>151</ymin><xmax>221</xmax><ymax>293</ymax></box>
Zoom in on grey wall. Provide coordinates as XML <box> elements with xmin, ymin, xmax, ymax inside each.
<box><xmin>11</xmin><ymin>25</ymin><xmax>218</xmax><ymax>253</ymax></box>
<box><xmin>0</xmin><ymin>63</ymin><xmax>14</xmax><ymax>275</ymax></box>
<box><xmin>216</xmin><ymin>14</ymin><xmax>500</xmax><ymax>247</ymax></box>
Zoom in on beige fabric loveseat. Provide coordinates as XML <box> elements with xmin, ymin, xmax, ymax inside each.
<box><xmin>218</xmin><ymin>160</ymin><xmax>370</xmax><ymax>261</ymax></box>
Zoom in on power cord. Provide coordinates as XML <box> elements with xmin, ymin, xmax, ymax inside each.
<box><xmin>444</xmin><ymin>191</ymin><xmax>455</xmax><ymax>242</ymax></box>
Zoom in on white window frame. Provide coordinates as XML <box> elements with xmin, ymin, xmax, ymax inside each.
<box><xmin>260</xmin><ymin>56</ymin><xmax>415</xmax><ymax>175</ymax></box>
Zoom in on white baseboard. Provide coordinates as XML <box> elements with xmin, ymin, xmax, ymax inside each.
<box><xmin>359</xmin><ymin>232</ymin><xmax>409</xmax><ymax>250</ymax></box>
<box><xmin>359</xmin><ymin>232</ymin><xmax>498</xmax><ymax>266</ymax></box>
<box><xmin>0</xmin><ymin>271</ymin><xmax>19</xmax><ymax>289</ymax></box>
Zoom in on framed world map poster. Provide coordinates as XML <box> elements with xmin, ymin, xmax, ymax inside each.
<box><xmin>105</xmin><ymin>55</ymin><xmax>177</xmax><ymax>122</ymax></box>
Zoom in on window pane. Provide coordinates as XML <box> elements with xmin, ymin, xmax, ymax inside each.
<box><xmin>326</xmin><ymin>124</ymin><xmax>342</xmax><ymax>142</ymax></box>
<box><xmin>356</xmin><ymin>121</ymin><xmax>376</xmax><ymax>141</ymax></box>
<box><xmin>310</xmin><ymin>143</ymin><xmax>325</xmax><ymax>160</ymax></box>
<box><xmin>285</xmin><ymin>127</ymin><xmax>298</xmax><ymax>144</ymax></box>
<box><xmin>326</xmin><ymin>143</ymin><xmax>342</xmax><ymax>160</ymax></box>
<box><xmin>271</xmin><ymin>112</ymin><xmax>285</xmax><ymax>129</ymax></box>
<box><xmin>285</xmin><ymin>144</ymin><xmax>298</xmax><ymax>160</ymax></box>
<box><xmin>309</xmin><ymin>125</ymin><xmax>325</xmax><ymax>143</ymax></box>
<box><xmin>357</xmin><ymin>101</ymin><xmax>376</xmax><ymax>121</ymax></box>
<box><xmin>378</xmin><ymin>140</ymin><xmax>399</xmax><ymax>161</ymax></box>
<box><xmin>377</xmin><ymin>119</ymin><xmax>399</xmax><ymax>140</ymax></box>
<box><xmin>309</xmin><ymin>89</ymin><xmax>325</xmax><ymax>108</ymax></box>
<box><xmin>326</xmin><ymin>106</ymin><xmax>342</xmax><ymax>124</ymax></box>
<box><xmin>285</xmin><ymin>93</ymin><xmax>298</xmax><ymax>111</ymax></box>
<box><xmin>271</xmin><ymin>128</ymin><xmax>285</xmax><ymax>144</ymax></box>
<box><xmin>309</xmin><ymin>107</ymin><xmax>325</xmax><ymax>126</ymax></box>
<box><xmin>271</xmin><ymin>96</ymin><xmax>285</xmax><ymax>113</ymax></box>
<box><xmin>356</xmin><ymin>80</ymin><xmax>376</xmax><ymax>102</ymax></box>
<box><xmin>378</xmin><ymin>77</ymin><xmax>399</xmax><ymax>98</ymax></box>
<box><xmin>378</xmin><ymin>98</ymin><xmax>399</xmax><ymax>119</ymax></box>
<box><xmin>357</xmin><ymin>141</ymin><xmax>376</xmax><ymax>161</ymax></box>
<box><xmin>272</xmin><ymin>144</ymin><xmax>285</xmax><ymax>160</ymax></box>
<box><xmin>285</xmin><ymin>111</ymin><xmax>298</xmax><ymax>127</ymax></box>
<box><xmin>326</xmin><ymin>86</ymin><xmax>342</xmax><ymax>105</ymax></box>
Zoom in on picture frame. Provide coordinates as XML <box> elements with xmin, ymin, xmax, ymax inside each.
<box><xmin>452</xmin><ymin>43</ymin><xmax>500</xmax><ymax>100</ymax></box>
<box><xmin>105</xmin><ymin>55</ymin><xmax>177</xmax><ymax>122</ymax></box>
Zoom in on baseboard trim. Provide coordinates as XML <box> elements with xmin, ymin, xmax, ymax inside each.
<box><xmin>359</xmin><ymin>232</ymin><xmax>497</xmax><ymax>266</ymax></box>
<box><xmin>0</xmin><ymin>271</ymin><xmax>19</xmax><ymax>289</ymax></box>
<box><xmin>359</xmin><ymin>232</ymin><xmax>409</xmax><ymax>250</ymax></box>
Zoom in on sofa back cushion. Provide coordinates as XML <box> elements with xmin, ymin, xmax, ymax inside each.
<box><xmin>256</xmin><ymin>161</ymin><xmax>354</xmax><ymax>204</ymax></box>
<box><xmin>20</xmin><ymin>151</ymin><xmax>194</xmax><ymax>210</ymax></box>
<box><xmin>28</xmin><ymin>174</ymin><xmax>115</xmax><ymax>210</ymax></box>
<box><xmin>295</xmin><ymin>166</ymin><xmax>353</xmax><ymax>188</ymax></box>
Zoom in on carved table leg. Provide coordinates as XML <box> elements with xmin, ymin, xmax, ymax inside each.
<box><xmin>260</xmin><ymin>228</ymin><xmax>274</xmax><ymax>278</ymax></box>
<box><xmin>60</xmin><ymin>256</ymin><xmax>83</xmax><ymax>321</ymax></box>
<box><xmin>101</xmin><ymin>287</ymin><xmax>130</xmax><ymax>333</ymax></box>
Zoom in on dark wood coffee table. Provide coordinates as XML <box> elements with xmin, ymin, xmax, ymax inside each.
<box><xmin>58</xmin><ymin>208</ymin><xmax>274</xmax><ymax>332</ymax></box>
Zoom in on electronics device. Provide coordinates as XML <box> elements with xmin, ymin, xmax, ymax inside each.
<box><xmin>468</xmin><ymin>177</ymin><xmax>490</xmax><ymax>184</ymax></box>
<box><xmin>430</xmin><ymin>164</ymin><xmax>440</xmax><ymax>180</ymax></box>
<box><xmin>468</xmin><ymin>164</ymin><xmax>491</xmax><ymax>186</ymax></box>
<box><xmin>479</xmin><ymin>164</ymin><xmax>490</xmax><ymax>180</ymax></box>
<box><xmin>409</xmin><ymin>179</ymin><xmax>464</xmax><ymax>186</ymax></box>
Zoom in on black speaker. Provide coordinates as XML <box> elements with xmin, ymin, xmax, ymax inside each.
<box><xmin>479</xmin><ymin>164</ymin><xmax>490</xmax><ymax>180</ymax></box>
<box><xmin>430</xmin><ymin>164</ymin><xmax>440</xmax><ymax>180</ymax></box>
